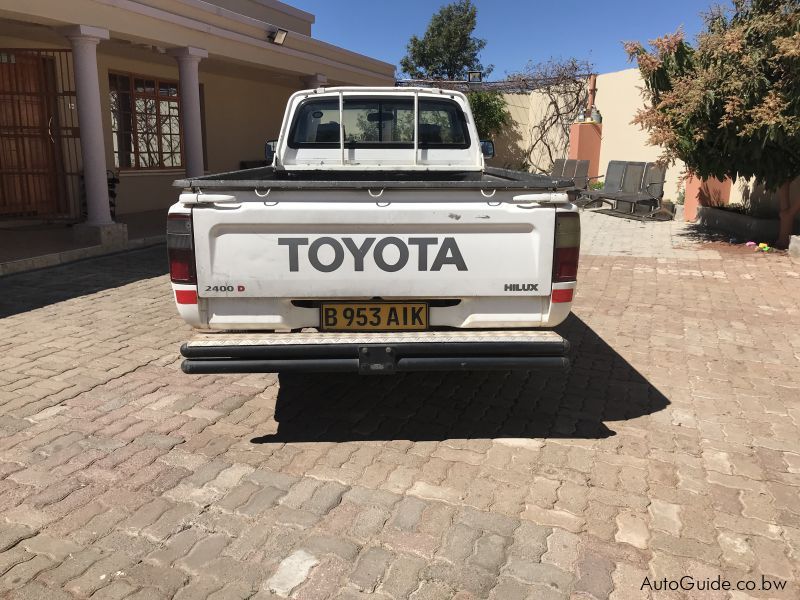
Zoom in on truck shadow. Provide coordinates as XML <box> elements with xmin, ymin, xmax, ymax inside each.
<box><xmin>251</xmin><ymin>314</ymin><xmax>670</xmax><ymax>443</ymax></box>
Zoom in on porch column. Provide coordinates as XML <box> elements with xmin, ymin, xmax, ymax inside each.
<box><xmin>169</xmin><ymin>47</ymin><xmax>207</xmax><ymax>178</ymax></box>
<box><xmin>63</xmin><ymin>25</ymin><xmax>113</xmax><ymax>226</ymax></box>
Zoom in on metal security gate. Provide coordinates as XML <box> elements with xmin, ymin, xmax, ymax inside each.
<box><xmin>0</xmin><ymin>49</ymin><xmax>81</xmax><ymax>220</ymax></box>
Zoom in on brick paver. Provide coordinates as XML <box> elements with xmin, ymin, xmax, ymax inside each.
<box><xmin>1</xmin><ymin>213</ymin><xmax>799</xmax><ymax>599</ymax></box>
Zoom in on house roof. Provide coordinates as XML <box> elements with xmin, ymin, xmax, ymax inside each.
<box><xmin>0</xmin><ymin>0</ymin><xmax>395</xmax><ymax>85</ymax></box>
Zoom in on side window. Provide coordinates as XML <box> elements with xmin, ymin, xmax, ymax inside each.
<box><xmin>418</xmin><ymin>100</ymin><xmax>467</xmax><ymax>146</ymax></box>
<box><xmin>291</xmin><ymin>99</ymin><xmax>340</xmax><ymax>144</ymax></box>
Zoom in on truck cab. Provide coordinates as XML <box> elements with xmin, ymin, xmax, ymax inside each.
<box><xmin>276</xmin><ymin>87</ymin><xmax>483</xmax><ymax>174</ymax></box>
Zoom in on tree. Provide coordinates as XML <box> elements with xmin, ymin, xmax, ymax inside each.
<box><xmin>400</xmin><ymin>0</ymin><xmax>489</xmax><ymax>80</ymax></box>
<box><xmin>624</xmin><ymin>0</ymin><xmax>800</xmax><ymax>248</ymax></box>
<box><xmin>400</xmin><ymin>0</ymin><xmax>509</xmax><ymax>140</ymax></box>
<box><xmin>466</xmin><ymin>90</ymin><xmax>509</xmax><ymax>138</ymax></box>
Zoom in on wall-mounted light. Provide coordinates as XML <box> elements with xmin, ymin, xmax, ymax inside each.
<box><xmin>467</xmin><ymin>70</ymin><xmax>482</xmax><ymax>83</ymax></box>
<box><xmin>268</xmin><ymin>28</ymin><xmax>288</xmax><ymax>45</ymax></box>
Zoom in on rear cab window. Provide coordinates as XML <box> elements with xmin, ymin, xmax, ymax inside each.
<box><xmin>288</xmin><ymin>97</ymin><xmax>470</xmax><ymax>149</ymax></box>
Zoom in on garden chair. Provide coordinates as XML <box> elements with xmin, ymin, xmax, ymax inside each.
<box><xmin>575</xmin><ymin>160</ymin><xmax>626</xmax><ymax>207</ymax></box>
<box><xmin>550</xmin><ymin>158</ymin><xmax>566</xmax><ymax>177</ymax></box>
<box><xmin>613</xmin><ymin>162</ymin><xmax>667</xmax><ymax>218</ymax></box>
<box><xmin>551</xmin><ymin>158</ymin><xmax>589</xmax><ymax>189</ymax></box>
<box><xmin>618</xmin><ymin>161</ymin><xmax>647</xmax><ymax>195</ymax></box>
<box><xmin>642</xmin><ymin>163</ymin><xmax>667</xmax><ymax>202</ymax></box>
<box><xmin>573</xmin><ymin>160</ymin><xmax>590</xmax><ymax>189</ymax></box>
<box><xmin>580</xmin><ymin>161</ymin><xmax>668</xmax><ymax>219</ymax></box>
<box><xmin>562</xmin><ymin>159</ymin><xmax>577</xmax><ymax>181</ymax></box>
<box><xmin>597</xmin><ymin>161</ymin><xmax>646</xmax><ymax>210</ymax></box>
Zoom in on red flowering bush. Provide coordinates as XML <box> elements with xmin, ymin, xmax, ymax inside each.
<box><xmin>625</xmin><ymin>0</ymin><xmax>800</xmax><ymax>247</ymax></box>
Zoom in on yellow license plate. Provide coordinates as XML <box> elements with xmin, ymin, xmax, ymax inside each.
<box><xmin>320</xmin><ymin>302</ymin><xmax>428</xmax><ymax>331</ymax></box>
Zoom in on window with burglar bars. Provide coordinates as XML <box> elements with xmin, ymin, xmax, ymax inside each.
<box><xmin>109</xmin><ymin>72</ymin><xmax>182</xmax><ymax>169</ymax></box>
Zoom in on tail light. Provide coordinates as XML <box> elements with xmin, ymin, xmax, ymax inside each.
<box><xmin>167</xmin><ymin>213</ymin><xmax>196</xmax><ymax>284</ymax></box>
<box><xmin>552</xmin><ymin>212</ymin><xmax>580</xmax><ymax>282</ymax></box>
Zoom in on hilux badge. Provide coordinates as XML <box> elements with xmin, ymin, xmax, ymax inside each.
<box><xmin>504</xmin><ymin>283</ymin><xmax>538</xmax><ymax>291</ymax></box>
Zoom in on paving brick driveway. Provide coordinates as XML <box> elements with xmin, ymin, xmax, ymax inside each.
<box><xmin>1</xmin><ymin>212</ymin><xmax>799</xmax><ymax>600</ymax></box>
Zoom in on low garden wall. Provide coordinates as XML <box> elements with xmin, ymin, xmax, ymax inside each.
<box><xmin>696</xmin><ymin>206</ymin><xmax>780</xmax><ymax>242</ymax></box>
<box><xmin>790</xmin><ymin>236</ymin><xmax>800</xmax><ymax>259</ymax></box>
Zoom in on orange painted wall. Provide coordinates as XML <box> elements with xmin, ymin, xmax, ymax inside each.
<box><xmin>568</xmin><ymin>122</ymin><xmax>602</xmax><ymax>178</ymax></box>
<box><xmin>684</xmin><ymin>175</ymin><xmax>732</xmax><ymax>221</ymax></box>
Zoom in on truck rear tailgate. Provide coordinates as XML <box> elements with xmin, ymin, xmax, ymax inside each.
<box><xmin>191</xmin><ymin>200</ymin><xmax>555</xmax><ymax>299</ymax></box>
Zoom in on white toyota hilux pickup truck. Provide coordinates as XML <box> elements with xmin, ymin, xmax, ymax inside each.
<box><xmin>168</xmin><ymin>87</ymin><xmax>580</xmax><ymax>374</ymax></box>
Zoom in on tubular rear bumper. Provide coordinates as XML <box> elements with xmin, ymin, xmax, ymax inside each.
<box><xmin>180</xmin><ymin>330</ymin><xmax>570</xmax><ymax>374</ymax></box>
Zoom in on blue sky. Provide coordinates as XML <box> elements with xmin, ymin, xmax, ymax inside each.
<box><xmin>291</xmin><ymin>0</ymin><xmax>715</xmax><ymax>78</ymax></box>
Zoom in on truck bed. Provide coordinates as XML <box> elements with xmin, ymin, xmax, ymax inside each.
<box><xmin>174</xmin><ymin>166</ymin><xmax>575</xmax><ymax>191</ymax></box>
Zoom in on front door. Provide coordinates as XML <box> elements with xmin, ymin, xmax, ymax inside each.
<box><xmin>0</xmin><ymin>51</ymin><xmax>62</xmax><ymax>218</ymax></box>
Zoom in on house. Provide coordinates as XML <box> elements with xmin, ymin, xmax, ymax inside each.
<box><xmin>0</xmin><ymin>0</ymin><xmax>395</xmax><ymax>244</ymax></box>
